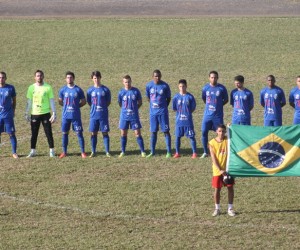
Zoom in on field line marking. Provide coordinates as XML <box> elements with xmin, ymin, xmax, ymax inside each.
<box><xmin>0</xmin><ymin>191</ymin><xmax>298</xmax><ymax>230</ymax></box>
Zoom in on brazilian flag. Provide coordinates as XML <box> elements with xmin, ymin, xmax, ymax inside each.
<box><xmin>227</xmin><ymin>124</ymin><xmax>300</xmax><ymax>177</ymax></box>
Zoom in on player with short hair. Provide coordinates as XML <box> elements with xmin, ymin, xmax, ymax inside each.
<box><xmin>145</xmin><ymin>69</ymin><xmax>172</xmax><ymax>158</ymax></box>
<box><xmin>86</xmin><ymin>70</ymin><xmax>111</xmax><ymax>158</ymax></box>
<box><xmin>201</xmin><ymin>71</ymin><xmax>228</xmax><ymax>158</ymax></box>
<box><xmin>288</xmin><ymin>76</ymin><xmax>300</xmax><ymax>124</ymax></box>
<box><xmin>260</xmin><ymin>75</ymin><xmax>286</xmax><ymax>126</ymax></box>
<box><xmin>118</xmin><ymin>75</ymin><xmax>146</xmax><ymax>157</ymax></box>
<box><xmin>230</xmin><ymin>75</ymin><xmax>254</xmax><ymax>125</ymax></box>
<box><xmin>58</xmin><ymin>71</ymin><xmax>87</xmax><ymax>158</ymax></box>
<box><xmin>172</xmin><ymin>79</ymin><xmax>197</xmax><ymax>158</ymax></box>
<box><xmin>25</xmin><ymin>70</ymin><xmax>56</xmax><ymax>157</ymax></box>
<box><xmin>209</xmin><ymin>124</ymin><xmax>235</xmax><ymax>217</ymax></box>
<box><xmin>0</xmin><ymin>72</ymin><xmax>18</xmax><ymax>158</ymax></box>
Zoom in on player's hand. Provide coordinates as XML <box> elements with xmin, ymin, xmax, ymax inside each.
<box><xmin>25</xmin><ymin>113</ymin><xmax>31</xmax><ymax>122</ymax></box>
<box><xmin>49</xmin><ymin>112</ymin><xmax>56</xmax><ymax>123</ymax></box>
<box><xmin>220</xmin><ymin>170</ymin><xmax>225</xmax><ymax>175</ymax></box>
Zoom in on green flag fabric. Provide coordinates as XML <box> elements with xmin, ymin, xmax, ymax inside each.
<box><xmin>227</xmin><ymin>124</ymin><xmax>300</xmax><ymax>177</ymax></box>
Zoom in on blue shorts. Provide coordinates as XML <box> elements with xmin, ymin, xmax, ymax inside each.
<box><xmin>264</xmin><ymin>119</ymin><xmax>282</xmax><ymax>126</ymax></box>
<box><xmin>150</xmin><ymin>113</ymin><xmax>170</xmax><ymax>133</ymax></box>
<box><xmin>201</xmin><ymin>117</ymin><xmax>223</xmax><ymax>133</ymax></box>
<box><xmin>62</xmin><ymin>119</ymin><xmax>83</xmax><ymax>133</ymax></box>
<box><xmin>232</xmin><ymin>119</ymin><xmax>251</xmax><ymax>125</ymax></box>
<box><xmin>119</xmin><ymin>119</ymin><xmax>142</xmax><ymax>130</ymax></box>
<box><xmin>175</xmin><ymin>126</ymin><xmax>195</xmax><ymax>138</ymax></box>
<box><xmin>89</xmin><ymin>118</ymin><xmax>110</xmax><ymax>132</ymax></box>
<box><xmin>0</xmin><ymin>117</ymin><xmax>15</xmax><ymax>134</ymax></box>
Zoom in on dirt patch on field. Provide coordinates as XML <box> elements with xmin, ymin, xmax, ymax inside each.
<box><xmin>0</xmin><ymin>0</ymin><xmax>299</xmax><ymax>18</ymax></box>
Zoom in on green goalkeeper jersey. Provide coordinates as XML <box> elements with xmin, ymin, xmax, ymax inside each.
<box><xmin>26</xmin><ymin>82</ymin><xmax>54</xmax><ymax>115</ymax></box>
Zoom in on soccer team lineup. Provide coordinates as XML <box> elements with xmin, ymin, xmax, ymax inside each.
<box><xmin>0</xmin><ymin>70</ymin><xmax>300</xmax><ymax>161</ymax></box>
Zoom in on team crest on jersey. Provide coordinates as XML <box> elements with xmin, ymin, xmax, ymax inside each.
<box><xmin>274</xmin><ymin>94</ymin><xmax>278</xmax><ymax>99</ymax></box>
<box><xmin>159</xmin><ymin>89</ymin><xmax>164</xmax><ymax>95</ymax></box>
<box><xmin>206</xmin><ymin>91</ymin><xmax>210</xmax><ymax>96</ymax></box>
<box><xmin>91</xmin><ymin>92</ymin><xmax>96</xmax><ymax>97</ymax></box>
<box><xmin>132</xmin><ymin>94</ymin><xmax>136</xmax><ymax>100</ymax></box>
<box><xmin>4</xmin><ymin>91</ymin><xmax>8</xmax><ymax>96</ymax></box>
<box><xmin>101</xmin><ymin>91</ymin><xmax>105</xmax><ymax>96</ymax></box>
<box><xmin>243</xmin><ymin>95</ymin><xmax>247</xmax><ymax>100</ymax></box>
<box><xmin>123</xmin><ymin>96</ymin><xmax>127</xmax><ymax>101</ymax></box>
<box><xmin>177</xmin><ymin>100</ymin><xmax>181</xmax><ymax>105</ymax></box>
<box><xmin>296</xmin><ymin>94</ymin><xmax>300</xmax><ymax>99</ymax></box>
<box><xmin>150</xmin><ymin>88</ymin><xmax>155</xmax><ymax>94</ymax></box>
<box><xmin>65</xmin><ymin>93</ymin><xmax>69</xmax><ymax>97</ymax></box>
<box><xmin>216</xmin><ymin>91</ymin><xmax>220</xmax><ymax>96</ymax></box>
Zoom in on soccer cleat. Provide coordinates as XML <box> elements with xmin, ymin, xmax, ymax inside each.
<box><xmin>212</xmin><ymin>209</ymin><xmax>221</xmax><ymax>217</ymax></box>
<box><xmin>12</xmin><ymin>153</ymin><xmax>19</xmax><ymax>159</ymax></box>
<box><xmin>59</xmin><ymin>152</ymin><xmax>67</xmax><ymax>159</ymax></box>
<box><xmin>141</xmin><ymin>152</ymin><xmax>146</xmax><ymax>157</ymax></box>
<box><xmin>49</xmin><ymin>150</ymin><xmax>55</xmax><ymax>158</ymax></box>
<box><xmin>166</xmin><ymin>152</ymin><xmax>171</xmax><ymax>158</ymax></box>
<box><xmin>26</xmin><ymin>151</ymin><xmax>36</xmax><ymax>158</ymax></box>
<box><xmin>191</xmin><ymin>153</ymin><xmax>197</xmax><ymax>159</ymax></box>
<box><xmin>118</xmin><ymin>152</ymin><xmax>125</xmax><ymax>158</ymax></box>
<box><xmin>106</xmin><ymin>152</ymin><xmax>111</xmax><ymax>158</ymax></box>
<box><xmin>200</xmin><ymin>153</ymin><xmax>208</xmax><ymax>158</ymax></box>
<box><xmin>228</xmin><ymin>209</ymin><xmax>236</xmax><ymax>217</ymax></box>
<box><xmin>81</xmin><ymin>152</ymin><xmax>87</xmax><ymax>158</ymax></box>
<box><xmin>89</xmin><ymin>152</ymin><xmax>95</xmax><ymax>158</ymax></box>
<box><xmin>146</xmin><ymin>153</ymin><xmax>154</xmax><ymax>158</ymax></box>
<box><xmin>173</xmin><ymin>153</ymin><xmax>180</xmax><ymax>158</ymax></box>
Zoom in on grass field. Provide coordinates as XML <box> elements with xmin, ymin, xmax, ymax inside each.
<box><xmin>0</xmin><ymin>17</ymin><xmax>300</xmax><ymax>249</ymax></box>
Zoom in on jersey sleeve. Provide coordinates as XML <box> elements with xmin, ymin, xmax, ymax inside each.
<box><xmin>79</xmin><ymin>88</ymin><xmax>85</xmax><ymax>100</ymax></box>
<box><xmin>222</xmin><ymin>85</ymin><xmax>229</xmax><ymax>104</ymax></box>
<box><xmin>106</xmin><ymin>88</ymin><xmax>111</xmax><ymax>104</ymax></box>
<box><xmin>59</xmin><ymin>87</ymin><xmax>64</xmax><ymax>100</ymax></box>
<box><xmin>11</xmin><ymin>85</ymin><xmax>17</xmax><ymax>98</ymax></box>
<box><xmin>190</xmin><ymin>94</ymin><xmax>196</xmax><ymax>111</ymax></box>
<box><xmin>260</xmin><ymin>89</ymin><xmax>265</xmax><ymax>106</ymax></box>
<box><xmin>172</xmin><ymin>95</ymin><xmax>177</xmax><ymax>111</ymax></box>
<box><xmin>289</xmin><ymin>89</ymin><xmax>295</xmax><ymax>103</ymax></box>
<box><xmin>48</xmin><ymin>85</ymin><xmax>54</xmax><ymax>99</ymax></box>
<box><xmin>26</xmin><ymin>85</ymin><xmax>33</xmax><ymax>99</ymax></box>
<box><xmin>145</xmin><ymin>83</ymin><xmax>150</xmax><ymax>99</ymax></box>
<box><xmin>249</xmin><ymin>91</ymin><xmax>254</xmax><ymax>109</ymax></box>
<box><xmin>230</xmin><ymin>90</ymin><xmax>234</xmax><ymax>106</ymax></box>
<box><xmin>280</xmin><ymin>89</ymin><xmax>286</xmax><ymax>105</ymax></box>
<box><xmin>201</xmin><ymin>85</ymin><xmax>207</xmax><ymax>102</ymax></box>
<box><xmin>86</xmin><ymin>88</ymin><xmax>91</xmax><ymax>105</ymax></box>
<box><xmin>166</xmin><ymin>84</ymin><xmax>171</xmax><ymax>99</ymax></box>
<box><xmin>118</xmin><ymin>90</ymin><xmax>122</xmax><ymax>104</ymax></box>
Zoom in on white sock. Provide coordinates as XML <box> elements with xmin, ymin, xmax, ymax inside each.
<box><xmin>50</xmin><ymin>148</ymin><xmax>54</xmax><ymax>153</ymax></box>
<box><xmin>31</xmin><ymin>149</ymin><xmax>36</xmax><ymax>153</ymax></box>
<box><xmin>228</xmin><ymin>204</ymin><xmax>233</xmax><ymax>210</ymax></box>
<box><xmin>215</xmin><ymin>204</ymin><xmax>220</xmax><ymax>210</ymax></box>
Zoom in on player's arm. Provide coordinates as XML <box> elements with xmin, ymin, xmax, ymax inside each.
<box><xmin>209</xmin><ymin>144</ymin><xmax>225</xmax><ymax>175</ymax></box>
<box><xmin>260</xmin><ymin>91</ymin><xmax>265</xmax><ymax>107</ymax></box>
<box><xmin>25</xmin><ymin>98</ymin><xmax>32</xmax><ymax>121</ymax></box>
<box><xmin>166</xmin><ymin>97</ymin><xmax>171</xmax><ymax>106</ymax></box>
<box><xmin>281</xmin><ymin>90</ymin><xmax>286</xmax><ymax>107</ymax></box>
<box><xmin>86</xmin><ymin>91</ymin><xmax>91</xmax><ymax>106</ymax></box>
<box><xmin>12</xmin><ymin>96</ymin><xmax>16</xmax><ymax>116</ymax></box>
<box><xmin>79</xmin><ymin>98</ymin><xmax>86</xmax><ymax>107</ymax></box>
<box><xmin>107</xmin><ymin>88</ymin><xmax>111</xmax><ymax>107</ymax></box>
<box><xmin>289</xmin><ymin>91</ymin><xmax>295</xmax><ymax>108</ymax></box>
<box><xmin>249</xmin><ymin>92</ymin><xmax>254</xmax><ymax>111</ymax></box>
<box><xmin>137</xmin><ymin>99</ymin><xmax>142</xmax><ymax>109</ymax></box>
<box><xmin>201</xmin><ymin>87</ymin><xmax>206</xmax><ymax>104</ymax></box>
<box><xmin>191</xmin><ymin>96</ymin><xmax>196</xmax><ymax>113</ymax></box>
<box><xmin>223</xmin><ymin>87</ymin><xmax>229</xmax><ymax>106</ymax></box>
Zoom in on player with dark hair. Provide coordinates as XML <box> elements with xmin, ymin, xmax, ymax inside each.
<box><xmin>87</xmin><ymin>70</ymin><xmax>111</xmax><ymax>157</ymax></box>
<box><xmin>230</xmin><ymin>75</ymin><xmax>254</xmax><ymax>125</ymax></box>
<box><xmin>118</xmin><ymin>75</ymin><xmax>146</xmax><ymax>157</ymax></box>
<box><xmin>209</xmin><ymin>124</ymin><xmax>235</xmax><ymax>217</ymax></box>
<box><xmin>25</xmin><ymin>70</ymin><xmax>56</xmax><ymax>157</ymax></box>
<box><xmin>172</xmin><ymin>79</ymin><xmax>197</xmax><ymax>158</ymax></box>
<box><xmin>260</xmin><ymin>75</ymin><xmax>286</xmax><ymax>126</ymax></box>
<box><xmin>289</xmin><ymin>76</ymin><xmax>300</xmax><ymax>124</ymax></box>
<box><xmin>58</xmin><ymin>71</ymin><xmax>87</xmax><ymax>158</ymax></box>
<box><xmin>145</xmin><ymin>69</ymin><xmax>172</xmax><ymax>158</ymax></box>
<box><xmin>201</xmin><ymin>71</ymin><xmax>228</xmax><ymax>158</ymax></box>
<box><xmin>0</xmin><ymin>72</ymin><xmax>18</xmax><ymax>158</ymax></box>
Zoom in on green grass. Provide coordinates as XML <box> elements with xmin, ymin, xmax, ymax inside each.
<box><xmin>0</xmin><ymin>17</ymin><xmax>300</xmax><ymax>249</ymax></box>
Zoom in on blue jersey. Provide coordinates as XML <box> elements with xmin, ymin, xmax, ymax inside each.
<box><xmin>172</xmin><ymin>92</ymin><xmax>196</xmax><ymax>127</ymax></box>
<box><xmin>118</xmin><ymin>87</ymin><xmax>142</xmax><ymax>121</ymax></box>
<box><xmin>260</xmin><ymin>86</ymin><xmax>286</xmax><ymax>121</ymax></box>
<box><xmin>202</xmin><ymin>83</ymin><xmax>228</xmax><ymax>118</ymax></box>
<box><xmin>86</xmin><ymin>85</ymin><xmax>111</xmax><ymax>120</ymax></box>
<box><xmin>145</xmin><ymin>80</ymin><xmax>171</xmax><ymax>115</ymax></box>
<box><xmin>289</xmin><ymin>87</ymin><xmax>300</xmax><ymax>122</ymax></box>
<box><xmin>59</xmin><ymin>85</ymin><xmax>85</xmax><ymax>120</ymax></box>
<box><xmin>0</xmin><ymin>83</ymin><xmax>16</xmax><ymax>119</ymax></box>
<box><xmin>230</xmin><ymin>88</ymin><xmax>254</xmax><ymax>124</ymax></box>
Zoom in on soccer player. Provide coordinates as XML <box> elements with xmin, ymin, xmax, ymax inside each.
<box><xmin>145</xmin><ymin>69</ymin><xmax>172</xmax><ymax>158</ymax></box>
<box><xmin>260</xmin><ymin>75</ymin><xmax>286</xmax><ymax>126</ymax></box>
<box><xmin>25</xmin><ymin>70</ymin><xmax>56</xmax><ymax>157</ymax></box>
<box><xmin>0</xmin><ymin>72</ymin><xmax>18</xmax><ymax>158</ymax></box>
<box><xmin>209</xmin><ymin>124</ymin><xmax>235</xmax><ymax>217</ymax></box>
<box><xmin>58</xmin><ymin>71</ymin><xmax>87</xmax><ymax>158</ymax></box>
<box><xmin>86</xmin><ymin>71</ymin><xmax>111</xmax><ymax>158</ymax></box>
<box><xmin>230</xmin><ymin>75</ymin><xmax>254</xmax><ymax>125</ymax></box>
<box><xmin>172</xmin><ymin>79</ymin><xmax>197</xmax><ymax>159</ymax></box>
<box><xmin>289</xmin><ymin>76</ymin><xmax>300</xmax><ymax>124</ymax></box>
<box><xmin>118</xmin><ymin>75</ymin><xmax>146</xmax><ymax>157</ymax></box>
<box><xmin>201</xmin><ymin>71</ymin><xmax>228</xmax><ymax>158</ymax></box>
